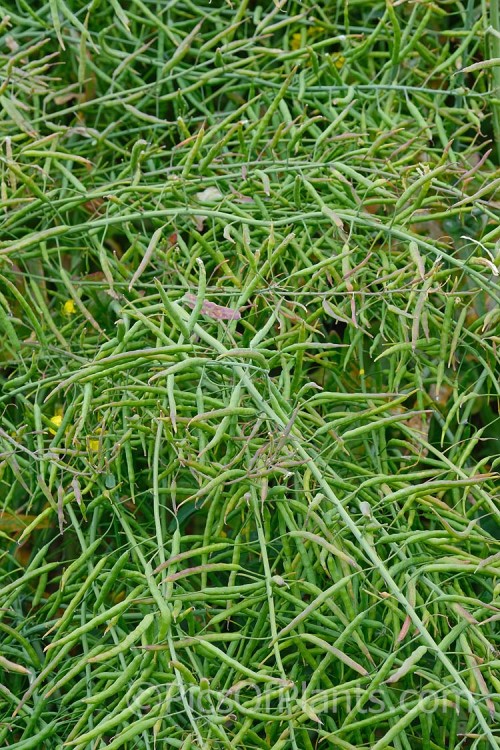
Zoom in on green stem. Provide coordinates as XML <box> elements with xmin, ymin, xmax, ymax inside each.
<box><xmin>490</xmin><ymin>0</ymin><xmax>500</xmax><ymax>162</ymax></box>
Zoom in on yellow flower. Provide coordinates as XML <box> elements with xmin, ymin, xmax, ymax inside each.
<box><xmin>49</xmin><ymin>412</ymin><xmax>63</xmax><ymax>435</ymax></box>
<box><xmin>291</xmin><ymin>26</ymin><xmax>323</xmax><ymax>50</ymax></box>
<box><xmin>88</xmin><ymin>428</ymin><xmax>106</xmax><ymax>451</ymax></box>
<box><xmin>62</xmin><ymin>299</ymin><xmax>76</xmax><ymax>316</ymax></box>
<box><xmin>333</xmin><ymin>54</ymin><xmax>345</xmax><ymax>70</ymax></box>
<box><xmin>308</xmin><ymin>26</ymin><xmax>323</xmax><ymax>38</ymax></box>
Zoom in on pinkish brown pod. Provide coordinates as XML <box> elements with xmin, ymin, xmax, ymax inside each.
<box><xmin>183</xmin><ymin>293</ymin><xmax>241</xmax><ymax>321</ymax></box>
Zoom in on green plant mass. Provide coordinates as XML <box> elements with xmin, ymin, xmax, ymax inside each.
<box><xmin>0</xmin><ymin>1</ymin><xmax>499</xmax><ymax>748</ymax></box>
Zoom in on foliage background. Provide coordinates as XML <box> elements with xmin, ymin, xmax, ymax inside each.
<box><xmin>0</xmin><ymin>1</ymin><xmax>499</xmax><ymax>748</ymax></box>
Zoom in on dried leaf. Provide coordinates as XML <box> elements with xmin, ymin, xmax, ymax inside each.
<box><xmin>196</xmin><ymin>187</ymin><xmax>223</xmax><ymax>202</ymax></box>
<box><xmin>386</xmin><ymin>646</ymin><xmax>427</xmax><ymax>684</ymax></box>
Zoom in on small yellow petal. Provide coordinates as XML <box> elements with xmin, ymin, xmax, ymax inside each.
<box><xmin>49</xmin><ymin>414</ymin><xmax>63</xmax><ymax>435</ymax></box>
<box><xmin>89</xmin><ymin>438</ymin><xmax>100</xmax><ymax>451</ymax></box>
<box><xmin>291</xmin><ymin>33</ymin><xmax>302</xmax><ymax>50</ymax></box>
<box><xmin>63</xmin><ymin>299</ymin><xmax>76</xmax><ymax>316</ymax></box>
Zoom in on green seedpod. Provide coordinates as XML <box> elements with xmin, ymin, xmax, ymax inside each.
<box><xmin>88</xmin><ymin>613</ymin><xmax>155</xmax><ymax>663</ymax></box>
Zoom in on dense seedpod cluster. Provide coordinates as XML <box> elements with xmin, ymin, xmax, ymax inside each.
<box><xmin>0</xmin><ymin>2</ymin><xmax>498</xmax><ymax>748</ymax></box>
